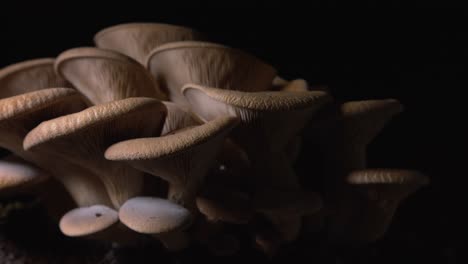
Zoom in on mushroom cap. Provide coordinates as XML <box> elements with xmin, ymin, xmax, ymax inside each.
<box><xmin>119</xmin><ymin>197</ymin><xmax>192</xmax><ymax>234</ymax></box>
<box><xmin>59</xmin><ymin>205</ymin><xmax>119</xmax><ymax>237</ymax></box>
<box><xmin>146</xmin><ymin>41</ymin><xmax>277</xmax><ymax>106</ymax></box>
<box><xmin>347</xmin><ymin>169</ymin><xmax>429</xmax><ymax>200</ymax></box>
<box><xmin>105</xmin><ymin>116</ymin><xmax>238</xmax><ymax>161</ymax></box>
<box><xmin>0</xmin><ymin>58</ymin><xmax>68</xmax><ymax>98</ymax></box>
<box><xmin>55</xmin><ymin>47</ymin><xmax>165</xmax><ymax>104</ymax></box>
<box><xmin>23</xmin><ymin>97</ymin><xmax>166</xmax><ymax>152</ymax></box>
<box><xmin>341</xmin><ymin>99</ymin><xmax>404</xmax><ymax>146</ymax></box>
<box><xmin>196</xmin><ymin>191</ymin><xmax>253</xmax><ymax>224</ymax></box>
<box><xmin>0</xmin><ymin>87</ymin><xmax>82</xmax><ymax>123</ymax></box>
<box><xmin>182</xmin><ymin>84</ymin><xmax>331</xmax><ymax>152</ymax></box>
<box><xmin>0</xmin><ymin>156</ymin><xmax>49</xmax><ymax>191</ymax></box>
<box><xmin>94</xmin><ymin>22</ymin><xmax>203</xmax><ymax>65</ymax></box>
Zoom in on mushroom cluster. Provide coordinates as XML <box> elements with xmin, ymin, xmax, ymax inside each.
<box><xmin>0</xmin><ymin>23</ymin><xmax>428</xmax><ymax>256</ymax></box>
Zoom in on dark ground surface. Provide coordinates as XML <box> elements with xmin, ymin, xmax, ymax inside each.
<box><xmin>1</xmin><ymin>7</ymin><xmax>467</xmax><ymax>264</ymax></box>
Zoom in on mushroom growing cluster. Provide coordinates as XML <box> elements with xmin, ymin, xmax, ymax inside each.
<box><xmin>0</xmin><ymin>23</ymin><xmax>428</xmax><ymax>256</ymax></box>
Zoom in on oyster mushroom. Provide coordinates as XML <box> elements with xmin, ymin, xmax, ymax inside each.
<box><xmin>23</xmin><ymin>97</ymin><xmax>167</xmax><ymax>208</ymax></box>
<box><xmin>0</xmin><ymin>88</ymin><xmax>111</xmax><ymax>207</ymax></box>
<box><xmin>60</xmin><ymin>205</ymin><xmax>119</xmax><ymax>237</ymax></box>
<box><xmin>306</xmin><ymin>99</ymin><xmax>404</xmax><ymax>177</ymax></box>
<box><xmin>55</xmin><ymin>47</ymin><xmax>166</xmax><ymax>104</ymax></box>
<box><xmin>119</xmin><ymin>197</ymin><xmax>192</xmax><ymax>251</ymax></box>
<box><xmin>182</xmin><ymin>84</ymin><xmax>331</xmax><ymax>241</ymax></box>
<box><xmin>0</xmin><ymin>155</ymin><xmax>49</xmax><ymax>193</ymax></box>
<box><xmin>105</xmin><ymin>116</ymin><xmax>239</xmax><ymax>209</ymax></box>
<box><xmin>328</xmin><ymin>169</ymin><xmax>429</xmax><ymax>243</ymax></box>
<box><xmin>146</xmin><ymin>41</ymin><xmax>277</xmax><ymax>107</ymax></box>
<box><xmin>94</xmin><ymin>23</ymin><xmax>203</xmax><ymax>65</ymax></box>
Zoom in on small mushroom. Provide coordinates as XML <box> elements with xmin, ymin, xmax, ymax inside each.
<box><xmin>23</xmin><ymin>97</ymin><xmax>167</xmax><ymax>208</ymax></box>
<box><xmin>105</xmin><ymin>116</ymin><xmax>239</xmax><ymax>209</ymax></box>
<box><xmin>94</xmin><ymin>23</ymin><xmax>203</xmax><ymax>65</ymax></box>
<box><xmin>146</xmin><ymin>41</ymin><xmax>277</xmax><ymax>107</ymax></box>
<box><xmin>306</xmin><ymin>99</ymin><xmax>404</xmax><ymax>176</ymax></box>
<box><xmin>59</xmin><ymin>205</ymin><xmax>119</xmax><ymax>237</ymax></box>
<box><xmin>119</xmin><ymin>197</ymin><xmax>192</xmax><ymax>251</ymax></box>
<box><xmin>55</xmin><ymin>47</ymin><xmax>166</xmax><ymax>104</ymax></box>
<box><xmin>0</xmin><ymin>155</ymin><xmax>49</xmax><ymax>193</ymax></box>
<box><xmin>0</xmin><ymin>58</ymin><xmax>68</xmax><ymax>98</ymax></box>
<box><xmin>328</xmin><ymin>169</ymin><xmax>429</xmax><ymax>243</ymax></box>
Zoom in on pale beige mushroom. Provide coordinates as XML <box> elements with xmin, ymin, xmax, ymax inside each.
<box><xmin>146</xmin><ymin>41</ymin><xmax>277</xmax><ymax>107</ymax></box>
<box><xmin>306</xmin><ymin>99</ymin><xmax>404</xmax><ymax>175</ymax></box>
<box><xmin>60</xmin><ymin>205</ymin><xmax>119</xmax><ymax>237</ymax></box>
<box><xmin>119</xmin><ymin>197</ymin><xmax>192</xmax><ymax>251</ymax></box>
<box><xmin>55</xmin><ymin>47</ymin><xmax>166</xmax><ymax>104</ymax></box>
<box><xmin>94</xmin><ymin>23</ymin><xmax>203</xmax><ymax>65</ymax></box>
<box><xmin>182</xmin><ymin>84</ymin><xmax>331</xmax><ymax>242</ymax></box>
<box><xmin>0</xmin><ymin>58</ymin><xmax>68</xmax><ymax>98</ymax></box>
<box><xmin>105</xmin><ymin>116</ymin><xmax>239</xmax><ymax>210</ymax></box>
<box><xmin>23</xmin><ymin>97</ymin><xmax>167</xmax><ymax>208</ymax></box>
<box><xmin>0</xmin><ymin>155</ymin><xmax>49</xmax><ymax>193</ymax></box>
<box><xmin>328</xmin><ymin>169</ymin><xmax>429</xmax><ymax>243</ymax></box>
<box><xmin>0</xmin><ymin>88</ymin><xmax>111</xmax><ymax>207</ymax></box>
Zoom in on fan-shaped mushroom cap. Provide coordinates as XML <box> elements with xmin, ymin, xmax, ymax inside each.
<box><xmin>94</xmin><ymin>23</ymin><xmax>203</xmax><ymax>65</ymax></box>
<box><xmin>0</xmin><ymin>88</ymin><xmax>86</xmax><ymax>149</ymax></box>
<box><xmin>59</xmin><ymin>205</ymin><xmax>119</xmax><ymax>237</ymax></box>
<box><xmin>0</xmin><ymin>155</ymin><xmax>49</xmax><ymax>192</ymax></box>
<box><xmin>341</xmin><ymin>99</ymin><xmax>403</xmax><ymax>147</ymax></box>
<box><xmin>0</xmin><ymin>58</ymin><xmax>68</xmax><ymax>98</ymax></box>
<box><xmin>23</xmin><ymin>98</ymin><xmax>167</xmax><ymax>208</ymax></box>
<box><xmin>105</xmin><ymin>116</ymin><xmax>238</xmax><ymax>207</ymax></box>
<box><xmin>55</xmin><ymin>47</ymin><xmax>165</xmax><ymax>104</ymax></box>
<box><xmin>147</xmin><ymin>41</ymin><xmax>277</xmax><ymax>107</ymax></box>
<box><xmin>182</xmin><ymin>84</ymin><xmax>331</xmax><ymax>154</ymax></box>
<box><xmin>347</xmin><ymin>169</ymin><xmax>429</xmax><ymax>202</ymax></box>
<box><xmin>329</xmin><ymin>169</ymin><xmax>429</xmax><ymax>243</ymax></box>
<box><xmin>304</xmin><ymin>99</ymin><xmax>404</xmax><ymax>177</ymax></box>
<box><xmin>119</xmin><ymin>197</ymin><xmax>192</xmax><ymax>234</ymax></box>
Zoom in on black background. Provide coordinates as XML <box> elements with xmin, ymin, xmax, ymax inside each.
<box><xmin>2</xmin><ymin>6</ymin><xmax>466</xmax><ymax>263</ymax></box>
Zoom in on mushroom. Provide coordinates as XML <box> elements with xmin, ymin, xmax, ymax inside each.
<box><xmin>303</xmin><ymin>99</ymin><xmax>405</xmax><ymax>241</ymax></box>
<box><xmin>94</xmin><ymin>23</ymin><xmax>203</xmax><ymax>65</ymax></box>
<box><xmin>23</xmin><ymin>97</ymin><xmax>167</xmax><ymax>208</ymax></box>
<box><xmin>0</xmin><ymin>88</ymin><xmax>111</xmax><ymax>207</ymax></box>
<box><xmin>0</xmin><ymin>155</ymin><xmax>49</xmax><ymax>194</ymax></box>
<box><xmin>105</xmin><ymin>116</ymin><xmax>239</xmax><ymax>209</ymax></box>
<box><xmin>182</xmin><ymin>84</ymin><xmax>331</xmax><ymax>241</ymax></box>
<box><xmin>60</xmin><ymin>205</ymin><xmax>119</xmax><ymax>237</ymax></box>
<box><xmin>146</xmin><ymin>41</ymin><xmax>277</xmax><ymax>107</ymax></box>
<box><xmin>55</xmin><ymin>47</ymin><xmax>166</xmax><ymax>104</ymax></box>
<box><xmin>328</xmin><ymin>169</ymin><xmax>429</xmax><ymax>243</ymax></box>
<box><xmin>306</xmin><ymin>99</ymin><xmax>404</xmax><ymax>177</ymax></box>
<box><xmin>119</xmin><ymin>197</ymin><xmax>192</xmax><ymax>251</ymax></box>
